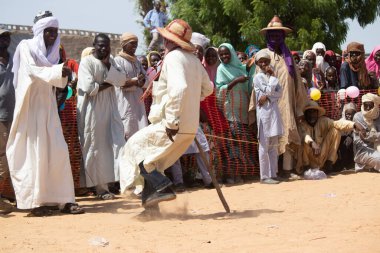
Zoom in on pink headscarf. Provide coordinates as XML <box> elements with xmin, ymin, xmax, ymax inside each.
<box><xmin>202</xmin><ymin>47</ymin><xmax>219</xmax><ymax>85</ymax></box>
<box><xmin>365</xmin><ymin>45</ymin><xmax>380</xmax><ymax>79</ymax></box>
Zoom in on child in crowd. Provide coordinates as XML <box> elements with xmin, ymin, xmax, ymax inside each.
<box><xmin>325</xmin><ymin>66</ymin><xmax>339</xmax><ymax>90</ymax></box>
<box><xmin>336</xmin><ymin>103</ymin><xmax>357</xmax><ymax>171</ymax></box>
<box><xmin>253</xmin><ymin>50</ymin><xmax>283</xmax><ymax>184</ymax></box>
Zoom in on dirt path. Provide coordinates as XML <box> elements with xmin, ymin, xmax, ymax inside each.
<box><xmin>1</xmin><ymin>172</ymin><xmax>379</xmax><ymax>253</ymax></box>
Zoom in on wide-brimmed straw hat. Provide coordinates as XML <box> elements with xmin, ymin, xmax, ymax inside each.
<box><xmin>260</xmin><ymin>15</ymin><xmax>292</xmax><ymax>35</ymax></box>
<box><xmin>157</xmin><ymin>19</ymin><xmax>195</xmax><ymax>51</ymax></box>
<box><xmin>303</xmin><ymin>100</ymin><xmax>325</xmax><ymax>116</ymax></box>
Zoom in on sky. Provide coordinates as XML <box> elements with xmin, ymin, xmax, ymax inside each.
<box><xmin>1</xmin><ymin>0</ymin><xmax>379</xmax><ymax>54</ymax></box>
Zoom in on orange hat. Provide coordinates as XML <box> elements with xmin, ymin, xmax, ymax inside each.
<box><xmin>157</xmin><ymin>19</ymin><xmax>195</xmax><ymax>51</ymax></box>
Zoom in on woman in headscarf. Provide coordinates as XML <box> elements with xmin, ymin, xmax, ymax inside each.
<box><xmin>291</xmin><ymin>51</ymin><xmax>301</xmax><ymax>65</ymax></box>
<box><xmin>303</xmin><ymin>49</ymin><xmax>326</xmax><ymax>90</ymax></box>
<box><xmin>365</xmin><ymin>45</ymin><xmax>380</xmax><ymax>82</ymax></box>
<box><xmin>216</xmin><ymin>43</ymin><xmax>254</xmax><ymax>183</ymax></box>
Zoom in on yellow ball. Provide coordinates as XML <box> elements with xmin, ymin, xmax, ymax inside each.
<box><xmin>310</xmin><ymin>88</ymin><xmax>321</xmax><ymax>101</ymax></box>
<box><xmin>378</xmin><ymin>87</ymin><xmax>380</xmax><ymax>96</ymax></box>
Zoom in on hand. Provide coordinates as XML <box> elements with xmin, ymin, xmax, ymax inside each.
<box><xmin>343</xmin><ymin>136</ymin><xmax>353</xmax><ymax>147</ymax></box>
<box><xmin>258</xmin><ymin>95</ymin><xmax>268</xmax><ymax>107</ymax></box>
<box><xmin>166</xmin><ymin>127</ymin><xmax>178</xmax><ymax>142</ymax></box>
<box><xmin>265</xmin><ymin>65</ymin><xmax>274</xmax><ymax>76</ymax></box>
<box><xmin>62</xmin><ymin>61</ymin><xmax>72</xmax><ymax>78</ymax></box>
<box><xmin>235</xmin><ymin>75</ymin><xmax>249</xmax><ymax>83</ymax></box>
<box><xmin>101</xmin><ymin>55</ymin><xmax>111</xmax><ymax>70</ymax></box>
<box><xmin>297</xmin><ymin>115</ymin><xmax>305</xmax><ymax>124</ymax></box>
<box><xmin>137</xmin><ymin>73</ymin><xmax>145</xmax><ymax>87</ymax></box>
<box><xmin>311</xmin><ymin>141</ymin><xmax>321</xmax><ymax>156</ymax></box>
<box><xmin>99</xmin><ymin>82</ymin><xmax>113</xmax><ymax>92</ymax></box>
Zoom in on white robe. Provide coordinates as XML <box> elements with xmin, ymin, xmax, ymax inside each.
<box><xmin>77</xmin><ymin>55</ymin><xmax>126</xmax><ymax>187</ymax></box>
<box><xmin>6</xmin><ymin>41</ymin><xmax>75</xmax><ymax>209</ymax></box>
<box><xmin>119</xmin><ymin>49</ymin><xmax>213</xmax><ymax>193</ymax></box>
<box><xmin>113</xmin><ymin>56</ymin><xmax>148</xmax><ymax>139</ymax></box>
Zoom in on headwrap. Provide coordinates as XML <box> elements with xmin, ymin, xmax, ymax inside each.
<box><xmin>245</xmin><ymin>44</ymin><xmax>260</xmax><ymax>58</ymax></box>
<box><xmin>202</xmin><ymin>47</ymin><xmax>219</xmax><ymax>84</ymax></box>
<box><xmin>216</xmin><ymin>43</ymin><xmax>247</xmax><ymax>84</ymax></box>
<box><xmin>299</xmin><ymin>59</ymin><xmax>312</xmax><ymax>86</ymax></box>
<box><xmin>347</xmin><ymin>42</ymin><xmax>371</xmax><ymax>88</ymax></box>
<box><xmin>12</xmin><ymin>15</ymin><xmax>60</xmax><ymax>88</ymax></box>
<box><xmin>146</xmin><ymin>51</ymin><xmax>161</xmax><ymax>67</ymax></box>
<box><xmin>190</xmin><ymin>32</ymin><xmax>210</xmax><ymax>49</ymax></box>
<box><xmin>365</xmin><ymin>45</ymin><xmax>380</xmax><ymax>79</ymax></box>
<box><xmin>311</xmin><ymin>42</ymin><xmax>326</xmax><ymax>55</ymax></box>
<box><xmin>266</xmin><ymin>30</ymin><xmax>295</xmax><ymax>78</ymax></box>
<box><xmin>119</xmin><ymin>32</ymin><xmax>138</xmax><ymax>62</ymax></box>
<box><xmin>361</xmin><ymin>93</ymin><xmax>380</xmax><ymax>127</ymax></box>
<box><xmin>254</xmin><ymin>49</ymin><xmax>270</xmax><ymax>63</ymax></box>
<box><xmin>303</xmin><ymin>50</ymin><xmax>315</xmax><ymax>62</ymax></box>
<box><xmin>341</xmin><ymin>102</ymin><xmax>357</xmax><ymax>120</ymax></box>
<box><xmin>81</xmin><ymin>47</ymin><xmax>94</xmax><ymax>60</ymax></box>
<box><xmin>291</xmin><ymin>51</ymin><xmax>299</xmax><ymax>57</ymax></box>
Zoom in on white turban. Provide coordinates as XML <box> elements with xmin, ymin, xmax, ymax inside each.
<box><xmin>190</xmin><ymin>32</ymin><xmax>210</xmax><ymax>49</ymax></box>
<box><xmin>12</xmin><ymin>16</ymin><xmax>61</xmax><ymax>88</ymax></box>
<box><xmin>254</xmin><ymin>49</ymin><xmax>270</xmax><ymax>63</ymax></box>
<box><xmin>312</xmin><ymin>42</ymin><xmax>326</xmax><ymax>55</ymax></box>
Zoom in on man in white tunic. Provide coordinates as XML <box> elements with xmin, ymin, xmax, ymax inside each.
<box><xmin>114</xmin><ymin>32</ymin><xmax>148</xmax><ymax>140</ymax></box>
<box><xmin>119</xmin><ymin>19</ymin><xmax>213</xmax><ymax>208</ymax></box>
<box><xmin>7</xmin><ymin>11</ymin><xmax>83</xmax><ymax>216</ymax></box>
<box><xmin>77</xmin><ymin>34</ymin><xmax>127</xmax><ymax>200</ymax></box>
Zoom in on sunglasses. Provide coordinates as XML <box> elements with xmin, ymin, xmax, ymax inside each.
<box><xmin>349</xmin><ymin>51</ymin><xmax>362</xmax><ymax>57</ymax></box>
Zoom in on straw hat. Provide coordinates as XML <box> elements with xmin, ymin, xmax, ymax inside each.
<box><xmin>303</xmin><ymin>100</ymin><xmax>325</xmax><ymax>117</ymax></box>
<box><xmin>260</xmin><ymin>15</ymin><xmax>292</xmax><ymax>35</ymax></box>
<box><xmin>157</xmin><ymin>19</ymin><xmax>195</xmax><ymax>51</ymax></box>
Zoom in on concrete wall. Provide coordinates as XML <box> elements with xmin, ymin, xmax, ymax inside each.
<box><xmin>1</xmin><ymin>24</ymin><xmax>122</xmax><ymax>61</ymax></box>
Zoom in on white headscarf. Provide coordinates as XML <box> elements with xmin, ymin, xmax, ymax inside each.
<box><xmin>12</xmin><ymin>16</ymin><xmax>60</xmax><ymax>88</ymax></box>
<box><xmin>312</xmin><ymin>42</ymin><xmax>326</xmax><ymax>55</ymax></box>
<box><xmin>254</xmin><ymin>49</ymin><xmax>270</xmax><ymax>63</ymax></box>
<box><xmin>190</xmin><ymin>32</ymin><xmax>210</xmax><ymax>49</ymax></box>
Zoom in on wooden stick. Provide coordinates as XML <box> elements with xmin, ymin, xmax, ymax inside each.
<box><xmin>194</xmin><ymin>138</ymin><xmax>230</xmax><ymax>213</ymax></box>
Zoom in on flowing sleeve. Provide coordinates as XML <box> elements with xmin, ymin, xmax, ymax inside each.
<box><xmin>19</xmin><ymin>42</ymin><xmax>67</xmax><ymax>89</ymax></box>
<box><xmin>77</xmin><ymin>57</ymin><xmax>99</xmax><ymax>96</ymax></box>
<box><xmin>215</xmin><ymin>67</ymin><xmax>229</xmax><ymax>90</ymax></box>
<box><xmin>104</xmin><ymin>59</ymin><xmax>127</xmax><ymax>87</ymax></box>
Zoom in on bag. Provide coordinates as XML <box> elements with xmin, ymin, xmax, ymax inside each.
<box><xmin>304</xmin><ymin>168</ymin><xmax>327</xmax><ymax>180</ymax></box>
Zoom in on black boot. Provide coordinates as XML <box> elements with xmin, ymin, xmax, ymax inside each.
<box><xmin>139</xmin><ymin>161</ymin><xmax>176</xmax><ymax>208</ymax></box>
<box><xmin>139</xmin><ymin>161</ymin><xmax>172</xmax><ymax>191</ymax></box>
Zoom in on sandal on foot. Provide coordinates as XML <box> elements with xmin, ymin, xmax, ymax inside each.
<box><xmin>60</xmin><ymin>203</ymin><xmax>85</xmax><ymax>215</ymax></box>
<box><xmin>97</xmin><ymin>192</ymin><xmax>115</xmax><ymax>200</ymax></box>
<box><xmin>30</xmin><ymin>206</ymin><xmax>53</xmax><ymax>217</ymax></box>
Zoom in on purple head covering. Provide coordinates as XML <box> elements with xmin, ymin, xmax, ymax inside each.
<box><xmin>266</xmin><ymin>30</ymin><xmax>295</xmax><ymax>78</ymax></box>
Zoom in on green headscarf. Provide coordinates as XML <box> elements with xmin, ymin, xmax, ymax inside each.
<box><xmin>216</xmin><ymin>43</ymin><xmax>247</xmax><ymax>85</ymax></box>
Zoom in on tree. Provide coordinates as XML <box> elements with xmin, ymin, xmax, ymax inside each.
<box><xmin>136</xmin><ymin>0</ymin><xmax>380</xmax><ymax>52</ymax></box>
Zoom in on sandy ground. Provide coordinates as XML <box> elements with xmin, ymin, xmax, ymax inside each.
<box><xmin>1</xmin><ymin>171</ymin><xmax>380</xmax><ymax>253</ymax></box>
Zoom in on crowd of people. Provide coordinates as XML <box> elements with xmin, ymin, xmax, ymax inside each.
<box><xmin>0</xmin><ymin>7</ymin><xmax>380</xmax><ymax>215</ymax></box>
